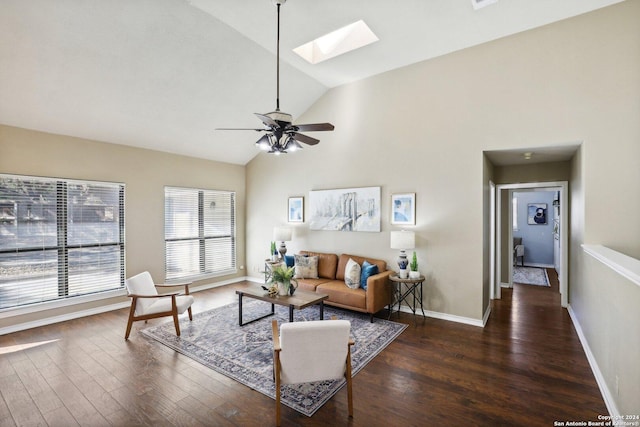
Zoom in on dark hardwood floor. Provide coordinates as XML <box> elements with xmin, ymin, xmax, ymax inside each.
<box><xmin>0</xmin><ymin>270</ymin><xmax>607</xmax><ymax>426</ymax></box>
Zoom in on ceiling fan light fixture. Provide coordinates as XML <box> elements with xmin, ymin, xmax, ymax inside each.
<box><xmin>216</xmin><ymin>0</ymin><xmax>334</xmax><ymax>155</ymax></box>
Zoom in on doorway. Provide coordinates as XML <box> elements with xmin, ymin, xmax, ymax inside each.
<box><xmin>494</xmin><ymin>181</ymin><xmax>568</xmax><ymax>307</ymax></box>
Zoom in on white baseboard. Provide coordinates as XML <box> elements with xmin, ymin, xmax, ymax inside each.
<box><xmin>521</xmin><ymin>263</ymin><xmax>554</xmax><ymax>268</ymax></box>
<box><xmin>0</xmin><ymin>277</ymin><xmax>251</xmax><ymax>336</ymax></box>
<box><xmin>567</xmin><ymin>304</ymin><xmax>619</xmax><ymax>417</ymax></box>
<box><xmin>392</xmin><ymin>304</ymin><xmax>484</xmax><ymax>327</ymax></box>
<box><xmin>0</xmin><ymin>301</ymin><xmax>131</xmax><ymax>336</ymax></box>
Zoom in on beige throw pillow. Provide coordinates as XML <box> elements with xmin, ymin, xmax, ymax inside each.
<box><xmin>344</xmin><ymin>258</ymin><xmax>361</xmax><ymax>289</ymax></box>
<box><xmin>294</xmin><ymin>254</ymin><xmax>319</xmax><ymax>279</ymax></box>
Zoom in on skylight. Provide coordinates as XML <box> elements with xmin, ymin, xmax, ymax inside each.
<box><xmin>293</xmin><ymin>20</ymin><xmax>378</xmax><ymax>65</ymax></box>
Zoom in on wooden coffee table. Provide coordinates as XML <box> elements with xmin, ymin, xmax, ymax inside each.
<box><xmin>235</xmin><ymin>287</ymin><xmax>329</xmax><ymax>326</ymax></box>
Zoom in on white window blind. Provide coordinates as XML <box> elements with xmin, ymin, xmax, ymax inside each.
<box><xmin>164</xmin><ymin>187</ymin><xmax>236</xmax><ymax>281</ymax></box>
<box><xmin>0</xmin><ymin>174</ymin><xmax>125</xmax><ymax>310</ymax></box>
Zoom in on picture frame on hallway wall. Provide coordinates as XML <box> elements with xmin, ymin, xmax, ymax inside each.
<box><xmin>391</xmin><ymin>193</ymin><xmax>416</xmax><ymax>225</ymax></box>
<box><xmin>288</xmin><ymin>196</ymin><xmax>304</xmax><ymax>223</ymax></box>
<box><xmin>527</xmin><ymin>203</ymin><xmax>547</xmax><ymax>225</ymax></box>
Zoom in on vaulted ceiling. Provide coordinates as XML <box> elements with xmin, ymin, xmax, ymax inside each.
<box><xmin>0</xmin><ymin>0</ymin><xmax>624</xmax><ymax>165</ymax></box>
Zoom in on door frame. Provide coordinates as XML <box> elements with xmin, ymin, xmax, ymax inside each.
<box><xmin>495</xmin><ymin>181</ymin><xmax>568</xmax><ymax>307</ymax></box>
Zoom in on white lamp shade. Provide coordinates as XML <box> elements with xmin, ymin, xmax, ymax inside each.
<box><xmin>390</xmin><ymin>230</ymin><xmax>415</xmax><ymax>250</ymax></box>
<box><xmin>273</xmin><ymin>227</ymin><xmax>292</xmax><ymax>242</ymax></box>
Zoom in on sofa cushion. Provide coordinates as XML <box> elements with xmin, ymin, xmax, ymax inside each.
<box><xmin>316</xmin><ymin>281</ymin><xmax>366</xmax><ymax>310</ymax></box>
<box><xmin>296</xmin><ymin>278</ymin><xmax>332</xmax><ymax>292</ymax></box>
<box><xmin>337</xmin><ymin>254</ymin><xmax>386</xmax><ymax>281</ymax></box>
<box><xmin>360</xmin><ymin>260</ymin><xmax>379</xmax><ymax>290</ymax></box>
<box><xmin>294</xmin><ymin>254</ymin><xmax>319</xmax><ymax>279</ymax></box>
<box><xmin>299</xmin><ymin>251</ymin><xmax>338</xmax><ymax>280</ymax></box>
<box><xmin>344</xmin><ymin>258</ymin><xmax>361</xmax><ymax>289</ymax></box>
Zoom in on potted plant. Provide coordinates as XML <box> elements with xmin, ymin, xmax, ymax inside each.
<box><xmin>270</xmin><ymin>241</ymin><xmax>278</xmax><ymax>261</ymax></box>
<box><xmin>269</xmin><ymin>264</ymin><xmax>298</xmax><ymax>296</ymax></box>
<box><xmin>409</xmin><ymin>251</ymin><xmax>420</xmax><ymax>279</ymax></box>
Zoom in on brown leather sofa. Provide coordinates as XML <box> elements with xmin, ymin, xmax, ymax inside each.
<box><xmin>295</xmin><ymin>251</ymin><xmax>393</xmax><ymax>322</ymax></box>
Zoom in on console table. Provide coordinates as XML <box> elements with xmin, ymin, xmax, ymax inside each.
<box><xmin>388</xmin><ymin>274</ymin><xmax>426</xmax><ymax>319</ymax></box>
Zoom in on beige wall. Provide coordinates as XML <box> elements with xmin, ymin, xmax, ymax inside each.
<box><xmin>247</xmin><ymin>2</ymin><xmax>640</xmax><ymax>326</ymax></box>
<box><xmin>0</xmin><ymin>124</ymin><xmax>246</xmax><ymax>329</ymax></box>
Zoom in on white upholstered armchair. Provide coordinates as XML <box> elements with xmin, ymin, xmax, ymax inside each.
<box><xmin>271</xmin><ymin>318</ymin><xmax>354</xmax><ymax>426</ymax></box>
<box><xmin>124</xmin><ymin>271</ymin><xmax>194</xmax><ymax>340</ymax></box>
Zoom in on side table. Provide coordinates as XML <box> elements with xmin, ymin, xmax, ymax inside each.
<box><xmin>263</xmin><ymin>259</ymin><xmax>284</xmax><ymax>283</ymax></box>
<box><xmin>388</xmin><ymin>274</ymin><xmax>426</xmax><ymax>319</ymax></box>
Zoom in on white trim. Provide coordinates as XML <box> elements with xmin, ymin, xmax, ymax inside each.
<box><xmin>247</xmin><ymin>277</ymin><xmax>488</xmax><ymax>327</ymax></box>
<box><xmin>500</xmin><ymin>282</ymin><xmax>510</xmax><ymax>288</ymax></box>
<box><xmin>567</xmin><ymin>304</ymin><xmax>619</xmax><ymax>417</ymax></box>
<box><xmin>482</xmin><ymin>304</ymin><xmax>491</xmax><ymax>327</ymax></box>
<box><xmin>0</xmin><ymin>301</ymin><xmax>131</xmax><ymax>336</ymax></box>
<box><xmin>0</xmin><ymin>277</ymin><xmax>251</xmax><ymax>335</ymax></box>
<box><xmin>582</xmin><ymin>244</ymin><xmax>640</xmax><ymax>288</ymax></box>
<box><xmin>495</xmin><ymin>181</ymin><xmax>568</xmax><ymax>307</ymax></box>
<box><xmin>520</xmin><ymin>263</ymin><xmax>554</xmax><ymax>269</ymax></box>
<box><xmin>393</xmin><ymin>304</ymin><xmax>485</xmax><ymax>327</ymax></box>
<box><xmin>0</xmin><ymin>288</ymin><xmax>128</xmax><ymax>319</ymax></box>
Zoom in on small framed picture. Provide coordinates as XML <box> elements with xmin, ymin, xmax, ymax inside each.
<box><xmin>391</xmin><ymin>193</ymin><xmax>416</xmax><ymax>225</ymax></box>
<box><xmin>528</xmin><ymin>203</ymin><xmax>547</xmax><ymax>225</ymax></box>
<box><xmin>288</xmin><ymin>196</ymin><xmax>304</xmax><ymax>222</ymax></box>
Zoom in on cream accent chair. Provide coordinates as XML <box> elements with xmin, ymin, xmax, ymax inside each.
<box><xmin>124</xmin><ymin>271</ymin><xmax>194</xmax><ymax>340</ymax></box>
<box><xmin>271</xmin><ymin>318</ymin><xmax>354</xmax><ymax>426</ymax></box>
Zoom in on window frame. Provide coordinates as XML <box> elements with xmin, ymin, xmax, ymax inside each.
<box><xmin>164</xmin><ymin>186</ymin><xmax>237</xmax><ymax>282</ymax></box>
<box><xmin>0</xmin><ymin>174</ymin><xmax>126</xmax><ymax>315</ymax></box>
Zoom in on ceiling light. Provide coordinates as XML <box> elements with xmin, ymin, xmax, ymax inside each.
<box><xmin>293</xmin><ymin>20</ymin><xmax>379</xmax><ymax>65</ymax></box>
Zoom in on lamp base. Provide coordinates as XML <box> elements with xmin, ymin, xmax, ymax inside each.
<box><xmin>399</xmin><ymin>269</ymin><xmax>408</xmax><ymax>279</ymax></box>
<box><xmin>278</xmin><ymin>242</ymin><xmax>287</xmax><ymax>260</ymax></box>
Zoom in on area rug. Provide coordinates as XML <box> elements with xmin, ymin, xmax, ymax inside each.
<box><xmin>141</xmin><ymin>300</ymin><xmax>407</xmax><ymax>417</ymax></box>
<box><xmin>513</xmin><ymin>266</ymin><xmax>550</xmax><ymax>286</ymax></box>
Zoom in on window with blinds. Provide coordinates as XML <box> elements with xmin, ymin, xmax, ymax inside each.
<box><xmin>164</xmin><ymin>187</ymin><xmax>236</xmax><ymax>281</ymax></box>
<box><xmin>0</xmin><ymin>174</ymin><xmax>125</xmax><ymax>310</ymax></box>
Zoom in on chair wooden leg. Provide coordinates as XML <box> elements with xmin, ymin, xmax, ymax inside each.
<box><xmin>275</xmin><ymin>353</ymin><xmax>282</xmax><ymax>426</ymax></box>
<box><xmin>125</xmin><ymin>300</ymin><xmax>136</xmax><ymax>340</ymax></box>
<box><xmin>346</xmin><ymin>346</ymin><xmax>354</xmax><ymax>418</ymax></box>
<box><xmin>188</xmin><ymin>306</ymin><xmax>193</xmax><ymax>321</ymax></box>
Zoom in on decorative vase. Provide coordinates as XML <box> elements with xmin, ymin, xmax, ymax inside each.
<box><xmin>278</xmin><ymin>281</ymin><xmax>290</xmax><ymax>296</ymax></box>
<box><xmin>399</xmin><ymin>269</ymin><xmax>408</xmax><ymax>279</ymax></box>
<box><xmin>409</xmin><ymin>270</ymin><xmax>420</xmax><ymax>279</ymax></box>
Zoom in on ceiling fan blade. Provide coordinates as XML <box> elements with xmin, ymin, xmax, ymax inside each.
<box><xmin>294</xmin><ymin>123</ymin><xmax>335</xmax><ymax>132</ymax></box>
<box><xmin>255</xmin><ymin>113</ymin><xmax>280</xmax><ymax>129</ymax></box>
<box><xmin>216</xmin><ymin>128</ymin><xmax>267</xmax><ymax>131</ymax></box>
<box><xmin>291</xmin><ymin>132</ymin><xmax>320</xmax><ymax>146</ymax></box>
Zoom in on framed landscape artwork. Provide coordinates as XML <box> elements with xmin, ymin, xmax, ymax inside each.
<box><xmin>527</xmin><ymin>203</ymin><xmax>547</xmax><ymax>225</ymax></box>
<box><xmin>391</xmin><ymin>193</ymin><xmax>416</xmax><ymax>225</ymax></box>
<box><xmin>308</xmin><ymin>187</ymin><xmax>381</xmax><ymax>232</ymax></box>
<box><xmin>288</xmin><ymin>196</ymin><xmax>304</xmax><ymax>222</ymax></box>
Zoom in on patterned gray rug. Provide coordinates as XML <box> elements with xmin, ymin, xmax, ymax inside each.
<box><xmin>141</xmin><ymin>299</ymin><xmax>407</xmax><ymax>417</ymax></box>
<box><xmin>513</xmin><ymin>266</ymin><xmax>550</xmax><ymax>286</ymax></box>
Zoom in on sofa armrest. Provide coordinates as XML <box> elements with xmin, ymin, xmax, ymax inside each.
<box><xmin>365</xmin><ymin>270</ymin><xmax>393</xmax><ymax>314</ymax></box>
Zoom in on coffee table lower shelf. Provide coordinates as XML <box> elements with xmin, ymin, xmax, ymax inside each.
<box><xmin>235</xmin><ymin>288</ymin><xmax>329</xmax><ymax>326</ymax></box>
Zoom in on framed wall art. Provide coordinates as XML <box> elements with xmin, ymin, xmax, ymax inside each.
<box><xmin>288</xmin><ymin>196</ymin><xmax>304</xmax><ymax>222</ymax></box>
<box><xmin>308</xmin><ymin>186</ymin><xmax>381</xmax><ymax>232</ymax></box>
<box><xmin>527</xmin><ymin>203</ymin><xmax>547</xmax><ymax>225</ymax></box>
<box><xmin>391</xmin><ymin>193</ymin><xmax>416</xmax><ymax>225</ymax></box>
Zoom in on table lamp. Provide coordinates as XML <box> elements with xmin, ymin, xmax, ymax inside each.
<box><xmin>273</xmin><ymin>227</ymin><xmax>292</xmax><ymax>260</ymax></box>
<box><xmin>390</xmin><ymin>230</ymin><xmax>415</xmax><ymax>279</ymax></box>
